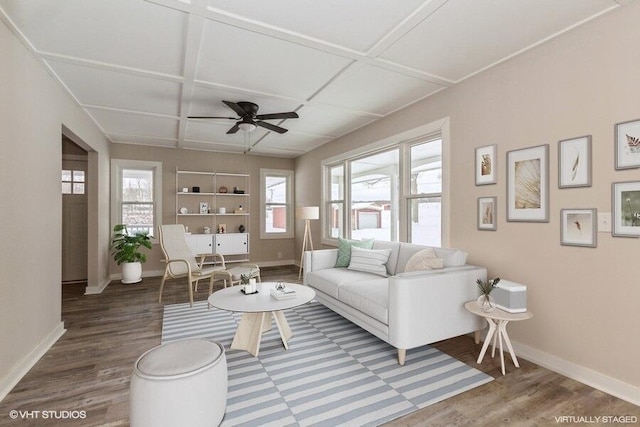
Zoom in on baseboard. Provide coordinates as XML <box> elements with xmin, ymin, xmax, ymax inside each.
<box><xmin>84</xmin><ymin>278</ymin><xmax>111</xmax><ymax>295</ymax></box>
<box><xmin>0</xmin><ymin>322</ymin><xmax>66</xmax><ymax>401</ymax></box>
<box><xmin>256</xmin><ymin>259</ymin><xmax>296</xmax><ymax>268</ymax></box>
<box><xmin>512</xmin><ymin>340</ymin><xmax>640</xmax><ymax>407</ymax></box>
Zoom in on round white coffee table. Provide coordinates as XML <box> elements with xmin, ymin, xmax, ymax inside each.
<box><xmin>208</xmin><ymin>282</ymin><xmax>315</xmax><ymax>357</ymax></box>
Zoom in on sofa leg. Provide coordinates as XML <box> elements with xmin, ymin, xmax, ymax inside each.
<box><xmin>397</xmin><ymin>349</ymin><xmax>406</xmax><ymax>365</ymax></box>
<box><xmin>474</xmin><ymin>330</ymin><xmax>480</xmax><ymax>345</ymax></box>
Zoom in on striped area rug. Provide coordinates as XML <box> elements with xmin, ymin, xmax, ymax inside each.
<box><xmin>162</xmin><ymin>300</ymin><xmax>493</xmax><ymax>427</ymax></box>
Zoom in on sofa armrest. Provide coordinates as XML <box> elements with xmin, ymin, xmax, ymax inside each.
<box><xmin>303</xmin><ymin>249</ymin><xmax>338</xmax><ymax>285</ymax></box>
<box><xmin>387</xmin><ymin>265</ymin><xmax>487</xmax><ymax>350</ymax></box>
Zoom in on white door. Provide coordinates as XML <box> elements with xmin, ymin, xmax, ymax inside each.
<box><xmin>62</xmin><ymin>159</ymin><xmax>88</xmax><ymax>282</ymax></box>
<box><xmin>215</xmin><ymin>233</ymin><xmax>248</xmax><ymax>255</ymax></box>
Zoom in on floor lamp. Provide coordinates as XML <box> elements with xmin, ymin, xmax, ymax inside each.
<box><xmin>297</xmin><ymin>206</ymin><xmax>319</xmax><ymax>280</ymax></box>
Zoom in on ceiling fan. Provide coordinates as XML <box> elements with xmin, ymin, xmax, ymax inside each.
<box><xmin>188</xmin><ymin>101</ymin><xmax>299</xmax><ymax>134</ymax></box>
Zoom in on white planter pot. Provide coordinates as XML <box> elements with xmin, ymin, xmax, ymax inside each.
<box><xmin>121</xmin><ymin>261</ymin><xmax>143</xmax><ymax>284</ymax></box>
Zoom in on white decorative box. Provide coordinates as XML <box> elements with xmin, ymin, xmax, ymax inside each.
<box><xmin>492</xmin><ymin>280</ymin><xmax>527</xmax><ymax>313</ymax></box>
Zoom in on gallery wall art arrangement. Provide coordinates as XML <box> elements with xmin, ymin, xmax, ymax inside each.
<box><xmin>475</xmin><ymin>118</ymin><xmax>640</xmax><ymax>245</ymax></box>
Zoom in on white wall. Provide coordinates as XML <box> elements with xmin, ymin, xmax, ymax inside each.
<box><xmin>0</xmin><ymin>18</ymin><xmax>111</xmax><ymax>398</ymax></box>
<box><xmin>296</xmin><ymin>2</ymin><xmax>640</xmax><ymax>403</ymax></box>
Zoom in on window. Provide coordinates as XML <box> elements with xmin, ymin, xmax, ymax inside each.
<box><xmin>111</xmin><ymin>160</ymin><xmax>162</xmax><ymax>237</ymax></box>
<box><xmin>408</xmin><ymin>139</ymin><xmax>442</xmax><ymax>246</ymax></box>
<box><xmin>322</xmin><ymin>120</ymin><xmax>447</xmax><ymax>246</ymax></box>
<box><xmin>260</xmin><ymin>169</ymin><xmax>294</xmax><ymax>239</ymax></box>
<box><xmin>350</xmin><ymin>150</ymin><xmax>399</xmax><ymax>242</ymax></box>
<box><xmin>62</xmin><ymin>169</ymin><xmax>85</xmax><ymax>194</ymax></box>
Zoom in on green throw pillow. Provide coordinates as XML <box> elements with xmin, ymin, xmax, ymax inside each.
<box><xmin>335</xmin><ymin>237</ymin><xmax>375</xmax><ymax>268</ymax></box>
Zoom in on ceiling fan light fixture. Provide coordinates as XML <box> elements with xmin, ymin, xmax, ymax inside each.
<box><xmin>238</xmin><ymin>122</ymin><xmax>257</xmax><ymax>132</ymax></box>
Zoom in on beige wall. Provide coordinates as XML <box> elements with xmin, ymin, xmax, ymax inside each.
<box><xmin>0</xmin><ymin>19</ymin><xmax>111</xmax><ymax>397</ymax></box>
<box><xmin>108</xmin><ymin>144</ymin><xmax>297</xmax><ymax>275</ymax></box>
<box><xmin>296</xmin><ymin>3</ymin><xmax>640</xmax><ymax>397</ymax></box>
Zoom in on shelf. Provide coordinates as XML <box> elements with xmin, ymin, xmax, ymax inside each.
<box><xmin>177</xmin><ymin>213</ymin><xmax>249</xmax><ymax>216</ymax></box>
<box><xmin>176</xmin><ymin>167</ymin><xmax>250</xmax><ymax>257</ymax></box>
<box><xmin>177</xmin><ymin>192</ymin><xmax>216</xmax><ymax>196</ymax></box>
<box><xmin>177</xmin><ymin>170</ymin><xmax>216</xmax><ymax>176</ymax></box>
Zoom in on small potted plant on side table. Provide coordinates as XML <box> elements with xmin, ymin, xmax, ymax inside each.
<box><xmin>476</xmin><ymin>277</ymin><xmax>500</xmax><ymax>312</ymax></box>
<box><xmin>111</xmin><ymin>224</ymin><xmax>152</xmax><ymax>284</ymax></box>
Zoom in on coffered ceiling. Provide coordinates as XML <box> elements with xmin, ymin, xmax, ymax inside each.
<box><xmin>0</xmin><ymin>0</ymin><xmax>626</xmax><ymax>157</ymax></box>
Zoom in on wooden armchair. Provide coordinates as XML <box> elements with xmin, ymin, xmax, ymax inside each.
<box><xmin>157</xmin><ymin>224</ymin><xmax>227</xmax><ymax>307</ymax></box>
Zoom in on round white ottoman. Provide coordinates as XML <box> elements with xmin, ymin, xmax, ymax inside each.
<box><xmin>130</xmin><ymin>339</ymin><xmax>227</xmax><ymax>427</ymax></box>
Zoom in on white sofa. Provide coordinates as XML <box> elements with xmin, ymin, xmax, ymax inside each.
<box><xmin>303</xmin><ymin>241</ymin><xmax>486</xmax><ymax>365</ymax></box>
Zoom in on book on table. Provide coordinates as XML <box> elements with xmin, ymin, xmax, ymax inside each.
<box><xmin>270</xmin><ymin>288</ymin><xmax>297</xmax><ymax>300</ymax></box>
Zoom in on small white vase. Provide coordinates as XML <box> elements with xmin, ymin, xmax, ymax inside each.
<box><xmin>477</xmin><ymin>294</ymin><xmax>496</xmax><ymax>312</ymax></box>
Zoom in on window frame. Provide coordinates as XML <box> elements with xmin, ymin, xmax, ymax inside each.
<box><xmin>260</xmin><ymin>168</ymin><xmax>294</xmax><ymax>239</ymax></box>
<box><xmin>321</xmin><ymin>118</ymin><xmax>450</xmax><ymax>247</ymax></box>
<box><xmin>110</xmin><ymin>159</ymin><xmax>162</xmax><ymax>241</ymax></box>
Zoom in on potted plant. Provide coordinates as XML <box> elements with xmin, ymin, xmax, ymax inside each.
<box><xmin>111</xmin><ymin>224</ymin><xmax>152</xmax><ymax>284</ymax></box>
<box><xmin>476</xmin><ymin>277</ymin><xmax>500</xmax><ymax>312</ymax></box>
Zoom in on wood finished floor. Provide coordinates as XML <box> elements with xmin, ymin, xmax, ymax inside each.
<box><xmin>1</xmin><ymin>266</ymin><xmax>638</xmax><ymax>426</ymax></box>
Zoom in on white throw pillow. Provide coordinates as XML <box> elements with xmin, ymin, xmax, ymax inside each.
<box><xmin>442</xmin><ymin>249</ymin><xmax>468</xmax><ymax>267</ymax></box>
<box><xmin>347</xmin><ymin>246</ymin><xmax>391</xmax><ymax>277</ymax></box>
<box><xmin>404</xmin><ymin>248</ymin><xmax>444</xmax><ymax>272</ymax></box>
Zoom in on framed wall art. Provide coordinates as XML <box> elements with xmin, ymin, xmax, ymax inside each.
<box><xmin>558</xmin><ymin>135</ymin><xmax>592</xmax><ymax>188</ymax></box>
<box><xmin>612</xmin><ymin>181</ymin><xmax>640</xmax><ymax>237</ymax></box>
<box><xmin>199</xmin><ymin>202</ymin><xmax>209</xmax><ymax>214</ymax></box>
<box><xmin>615</xmin><ymin>118</ymin><xmax>640</xmax><ymax>170</ymax></box>
<box><xmin>475</xmin><ymin>144</ymin><xmax>497</xmax><ymax>185</ymax></box>
<box><xmin>506</xmin><ymin>144</ymin><xmax>549</xmax><ymax>222</ymax></box>
<box><xmin>478</xmin><ymin>197</ymin><xmax>497</xmax><ymax>231</ymax></box>
<box><xmin>560</xmin><ymin>208</ymin><xmax>597</xmax><ymax>247</ymax></box>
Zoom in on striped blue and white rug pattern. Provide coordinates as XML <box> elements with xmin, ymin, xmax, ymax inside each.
<box><xmin>162</xmin><ymin>301</ymin><xmax>493</xmax><ymax>427</ymax></box>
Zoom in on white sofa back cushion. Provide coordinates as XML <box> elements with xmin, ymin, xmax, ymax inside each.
<box><xmin>396</xmin><ymin>243</ymin><xmax>468</xmax><ymax>274</ymax></box>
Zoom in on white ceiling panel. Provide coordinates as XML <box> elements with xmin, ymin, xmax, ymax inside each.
<box><xmin>48</xmin><ymin>60</ymin><xmax>182</xmax><ymax>116</ymax></box>
<box><xmin>196</xmin><ymin>20</ymin><xmax>353</xmax><ymax>99</ymax></box>
<box><xmin>285</xmin><ymin>105</ymin><xmax>376</xmax><ymax>138</ymax></box>
<box><xmin>315</xmin><ymin>65</ymin><xmax>445</xmax><ymax>115</ymax></box>
<box><xmin>1</xmin><ymin>0</ymin><xmax>624</xmax><ymax>157</ymax></box>
<box><xmin>0</xmin><ymin>0</ymin><xmax>188</xmax><ymax>75</ymax></box>
<box><xmin>110</xmin><ymin>134</ymin><xmax>178</xmax><ymax>148</ymax></box>
<box><xmin>380</xmin><ymin>0</ymin><xmax>618</xmax><ymax>81</ymax></box>
<box><xmin>182</xmin><ymin>140</ymin><xmax>249</xmax><ymax>154</ymax></box>
<box><xmin>87</xmin><ymin>108</ymin><xmax>179</xmax><ymax>139</ymax></box>
<box><xmin>255</xmin><ymin>132</ymin><xmax>333</xmax><ymax>153</ymax></box>
<box><xmin>206</xmin><ymin>0</ymin><xmax>426</xmax><ymax>53</ymax></box>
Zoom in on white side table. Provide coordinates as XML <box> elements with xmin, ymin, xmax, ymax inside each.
<box><xmin>464</xmin><ymin>301</ymin><xmax>533</xmax><ymax>375</ymax></box>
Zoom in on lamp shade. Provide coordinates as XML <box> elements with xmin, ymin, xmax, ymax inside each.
<box><xmin>296</xmin><ymin>206</ymin><xmax>319</xmax><ymax>220</ymax></box>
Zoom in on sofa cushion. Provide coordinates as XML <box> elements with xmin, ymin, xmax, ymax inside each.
<box><xmin>335</xmin><ymin>237</ymin><xmax>375</xmax><ymax>267</ymax></box>
<box><xmin>372</xmin><ymin>240</ymin><xmax>400</xmax><ymax>276</ymax></box>
<box><xmin>338</xmin><ymin>279</ymin><xmax>389</xmax><ymax>325</ymax></box>
<box><xmin>348</xmin><ymin>246</ymin><xmax>391</xmax><ymax>277</ymax></box>
<box><xmin>404</xmin><ymin>248</ymin><xmax>444</xmax><ymax>272</ymax></box>
<box><xmin>436</xmin><ymin>248</ymin><xmax>468</xmax><ymax>267</ymax></box>
<box><xmin>396</xmin><ymin>243</ymin><xmax>468</xmax><ymax>272</ymax></box>
<box><xmin>306</xmin><ymin>268</ymin><xmax>381</xmax><ymax>299</ymax></box>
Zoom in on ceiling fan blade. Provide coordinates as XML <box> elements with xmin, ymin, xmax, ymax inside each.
<box><xmin>187</xmin><ymin>116</ymin><xmax>236</xmax><ymax>120</ymax></box>
<box><xmin>226</xmin><ymin>123</ymin><xmax>240</xmax><ymax>134</ymax></box>
<box><xmin>255</xmin><ymin>111</ymin><xmax>299</xmax><ymax>120</ymax></box>
<box><xmin>222</xmin><ymin>101</ymin><xmax>248</xmax><ymax>117</ymax></box>
<box><xmin>256</xmin><ymin>121</ymin><xmax>288</xmax><ymax>134</ymax></box>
